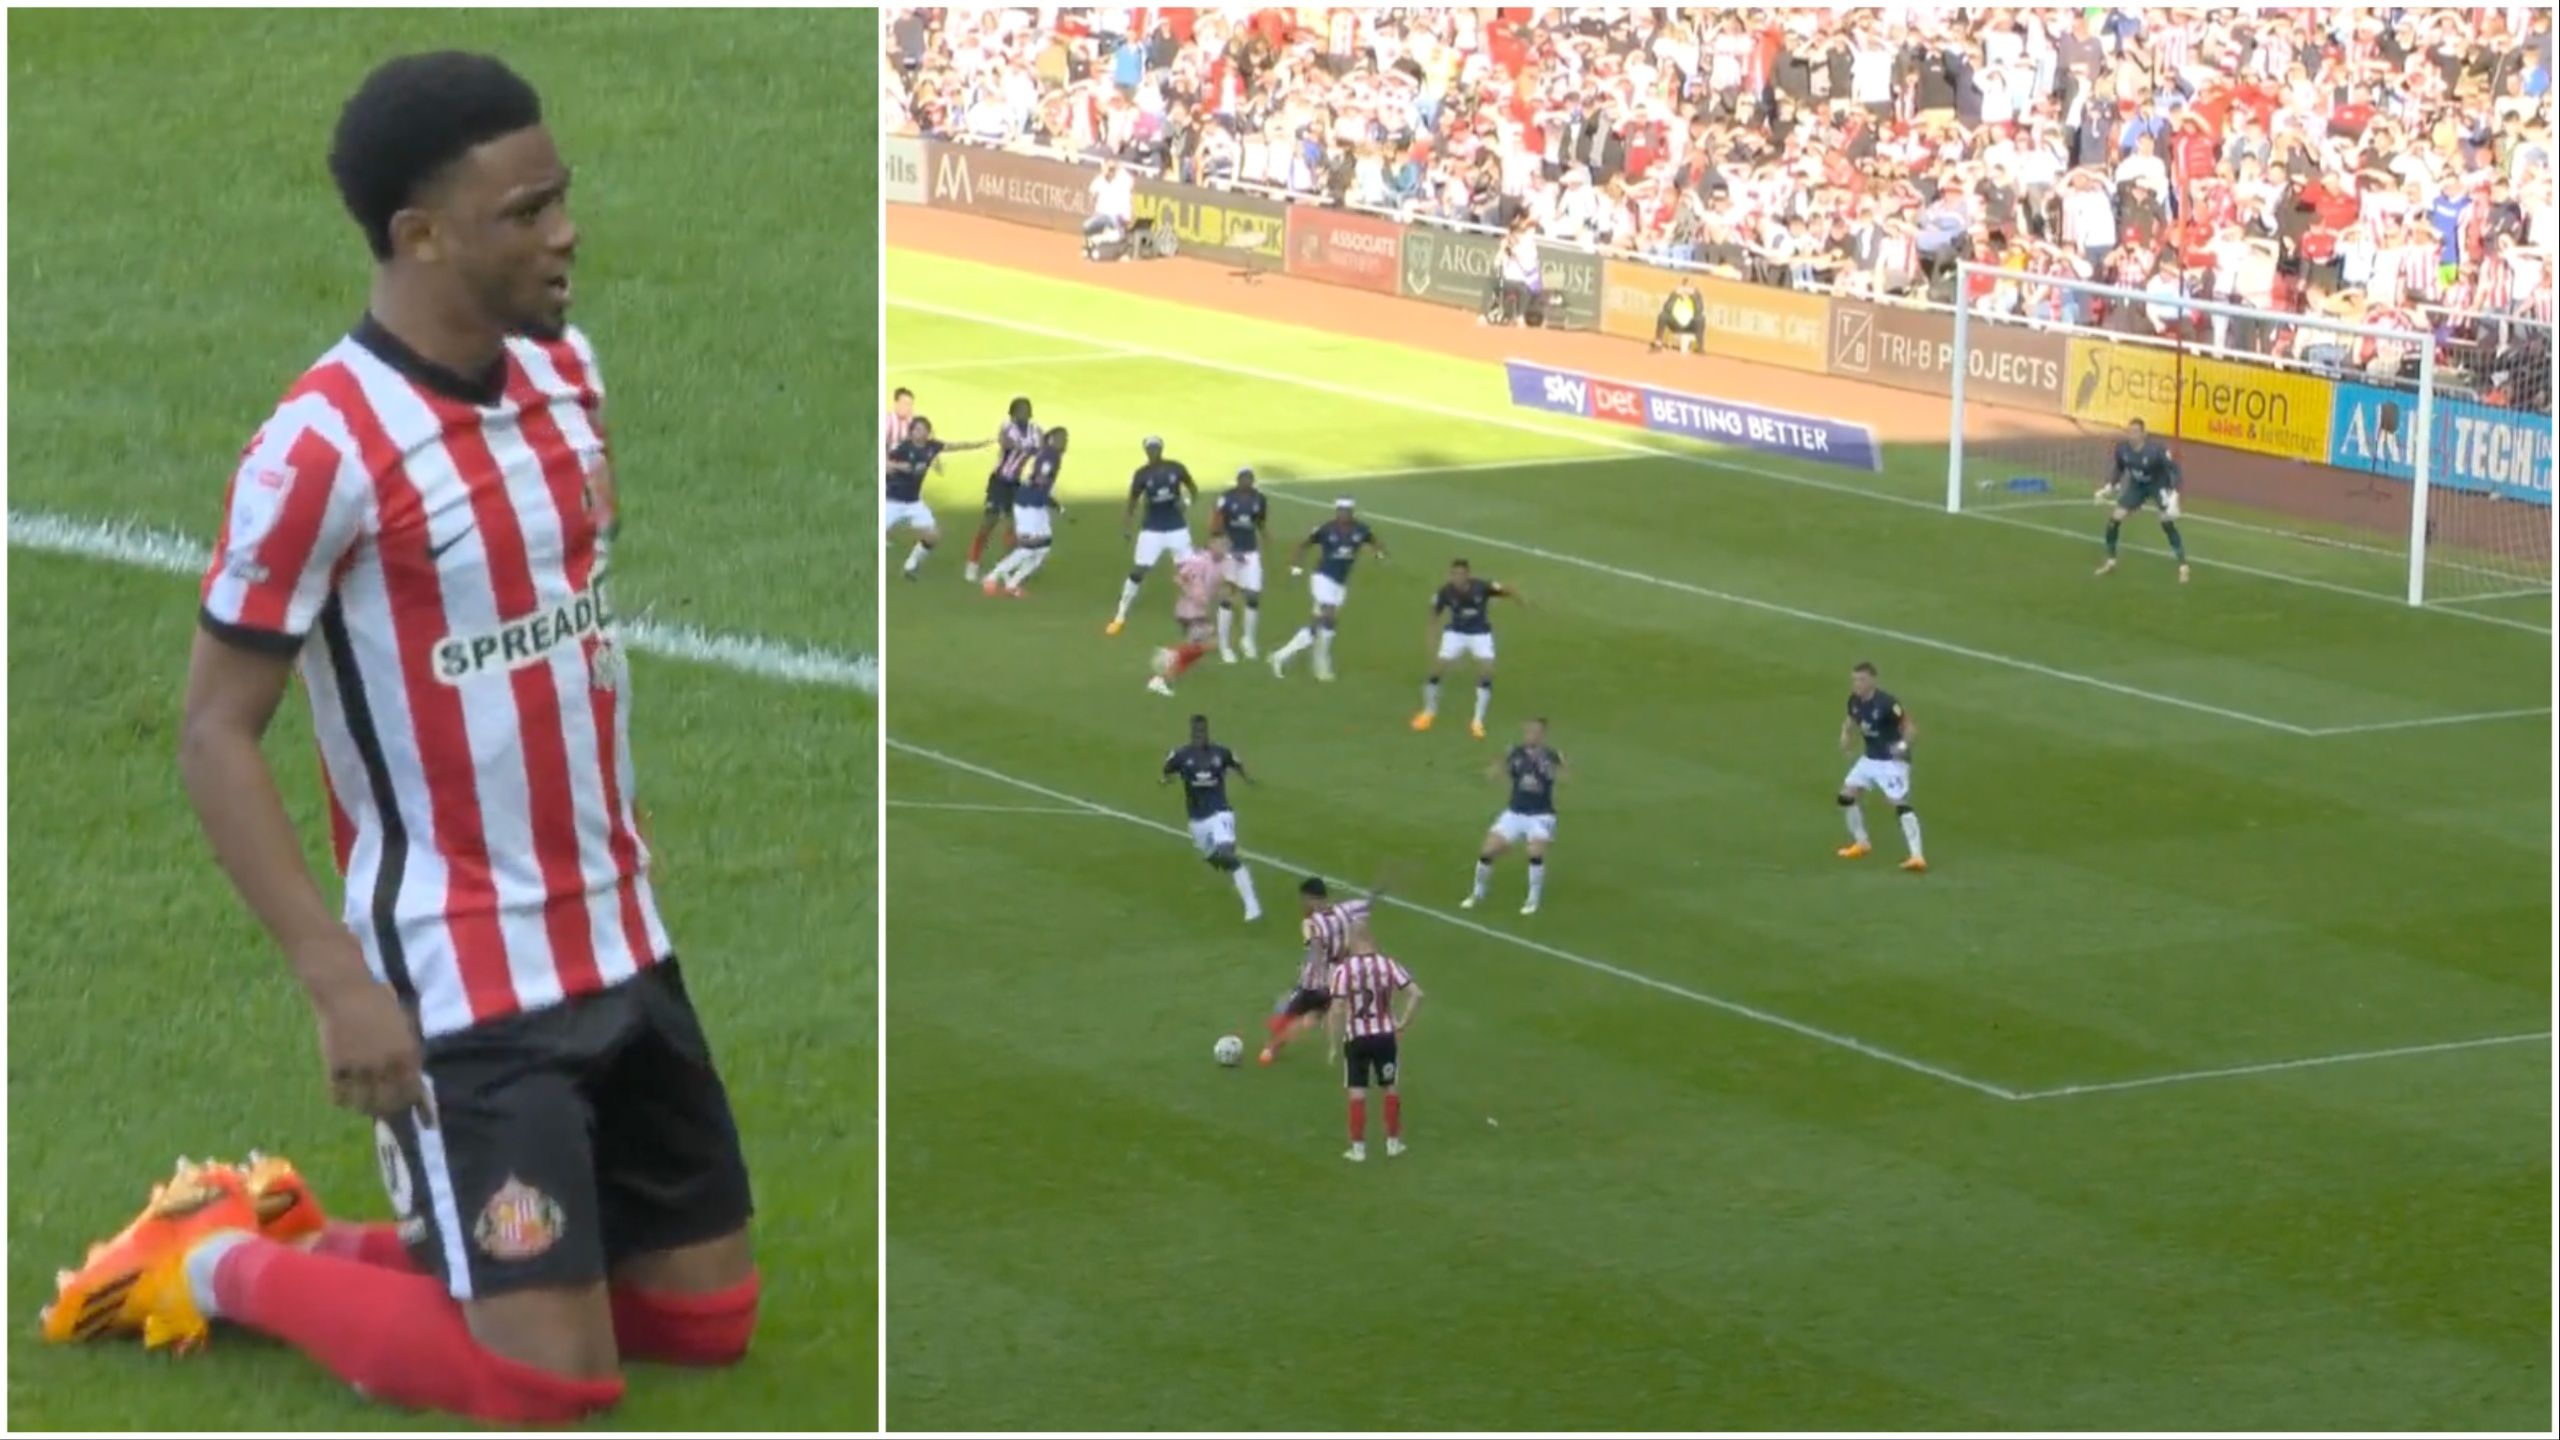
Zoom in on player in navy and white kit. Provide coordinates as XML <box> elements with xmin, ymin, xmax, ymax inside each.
<box><xmin>1257</xmin><ymin>877</ymin><xmax>1371</xmax><ymax>1065</ymax></box>
<box><xmin>1209</xmin><ymin>467</ymin><xmax>1268</xmax><ymax>663</ymax></box>
<box><xmin>1413</xmin><ymin>558</ymin><xmax>1520</xmax><ymax>739</ymax></box>
<box><xmin>981</xmin><ymin>426</ymin><xmax>1067</xmax><ymax>597</ymax></box>
<box><xmin>885</xmin><ymin>417</ymin><xmax>990</xmax><ymax>581</ymax></box>
<box><xmin>1270</xmin><ymin>499</ymin><xmax>1387</xmax><ymax>682</ymax></box>
<box><xmin>964</xmin><ymin>396</ymin><xmax>1042</xmax><ymax>583</ymax></box>
<box><xmin>1466</xmin><ymin>716</ymin><xmax>1565</xmax><ymax>914</ymax></box>
<box><xmin>1837</xmin><ymin>660</ymin><xmax>1926</xmax><ymax>872</ymax></box>
<box><xmin>1326</xmin><ymin>945</ymin><xmax>1422</xmax><ymax>1162</ymax></box>
<box><xmin>1158</xmin><ymin>713</ymin><xmax>1262</xmax><ymax>921</ymax></box>
<box><xmin>1106</xmin><ymin>436</ymin><xmax>1196</xmax><ymax>636</ymax></box>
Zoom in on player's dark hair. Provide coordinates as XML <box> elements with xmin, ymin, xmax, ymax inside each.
<box><xmin>1852</xmin><ymin>661</ymin><xmax>1877</xmax><ymax>676</ymax></box>
<box><xmin>2127</xmin><ymin>417</ymin><xmax>2146</xmax><ymax>431</ymax></box>
<box><xmin>1008</xmin><ymin>396</ymin><xmax>1032</xmax><ymax>419</ymax></box>
<box><xmin>893</xmin><ymin>386</ymin><xmax>914</xmax><ymax>401</ymax></box>
<box><xmin>329</xmin><ymin>51</ymin><xmax>545</xmax><ymax>261</ymax></box>
<box><xmin>1046</xmin><ymin>426</ymin><xmax>1069</xmax><ymax>446</ymax></box>
<box><xmin>1189</xmin><ymin>713</ymin><xmax>1207</xmax><ymax>727</ymax></box>
<box><xmin>1451</xmin><ymin>557</ymin><xmax>1471</xmax><ymax>568</ymax></box>
<box><xmin>1299</xmin><ymin>876</ymin><xmax>1328</xmax><ymax>897</ymax></box>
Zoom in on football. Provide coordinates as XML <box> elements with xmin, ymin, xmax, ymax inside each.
<box><xmin>1213</xmin><ymin>1034</ymin><xmax>1244</xmax><ymax>1066</ymax></box>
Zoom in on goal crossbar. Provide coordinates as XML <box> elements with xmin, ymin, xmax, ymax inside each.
<box><xmin>1946</xmin><ymin>262</ymin><xmax>2447</xmax><ymax>606</ymax></box>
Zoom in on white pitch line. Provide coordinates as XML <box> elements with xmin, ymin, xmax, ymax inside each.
<box><xmin>2010</xmin><ymin>1030</ymin><xmax>2553</xmax><ymax>1101</ymax></box>
<box><xmin>889</xmin><ymin>799</ymin><xmax>1105</xmax><ymax>816</ymax></box>
<box><xmin>2302</xmin><ymin>706</ymin><xmax>2554</xmax><ymax>737</ymax></box>
<box><xmin>2437</xmin><ymin>586</ymin><xmax>2557</xmax><ymax>607</ymax></box>
<box><xmin>1251</xmin><ymin>486</ymin><xmax>2319</xmax><ymax>737</ymax></box>
<box><xmin>897</xmin><ymin>351</ymin><xmax>1148</xmax><ymax>375</ymax></box>
<box><xmin>894</xmin><ymin>296</ymin><xmax>2554</xmax><ymax>638</ymax></box>
<box><xmin>890</xmin><ymin>737</ymin><xmax>2024</xmax><ymax>1101</ymax></box>
<box><xmin>7</xmin><ymin>509</ymin><xmax>881</xmax><ymax>695</ymax></box>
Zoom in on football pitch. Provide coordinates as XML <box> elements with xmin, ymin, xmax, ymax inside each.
<box><xmin>884</xmin><ymin>245</ymin><xmax>2552</xmax><ymax>1431</ymax></box>
<box><xmin>8</xmin><ymin>11</ymin><xmax>876</xmax><ymax>1430</ymax></box>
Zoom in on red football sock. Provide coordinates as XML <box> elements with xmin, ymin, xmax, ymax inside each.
<box><xmin>306</xmin><ymin>1221</ymin><xmax>419</xmax><ymax>1273</ymax></box>
<box><xmin>211</xmin><ymin>1239</ymin><xmax>624</xmax><ymax>1424</ymax></box>
<box><xmin>1168</xmin><ymin>643</ymin><xmax>1209</xmax><ymax>677</ymax></box>
<box><xmin>1384</xmin><ymin>1093</ymin><xmax>1402</xmax><ymax>1139</ymax></box>
<box><xmin>610</xmin><ymin>1273</ymin><xmax>761</xmax><ymax>1367</ymax></box>
<box><xmin>1347</xmin><ymin>1096</ymin><xmax>1367</xmax><ymax>1143</ymax></box>
<box><xmin>1264</xmin><ymin>1013</ymin><xmax>1292</xmax><ymax>1041</ymax></box>
<box><xmin>967</xmin><ymin>532</ymin><xmax>988</xmax><ymax>565</ymax></box>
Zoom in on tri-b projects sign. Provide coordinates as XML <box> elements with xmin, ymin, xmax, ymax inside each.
<box><xmin>1505</xmin><ymin>360</ymin><xmax>1883</xmax><ymax>471</ymax></box>
<box><xmin>2327</xmin><ymin>383</ymin><xmax>2554</xmax><ymax>507</ymax></box>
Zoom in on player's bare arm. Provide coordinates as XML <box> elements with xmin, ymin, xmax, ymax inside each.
<box><xmin>1285</xmin><ymin>534</ymin><xmax>1313</xmax><ymax>574</ymax></box>
<box><xmin>1121</xmin><ymin>484</ymin><xmax>1141</xmax><ymax>539</ymax></box>
<box><xmin>1839</xmin><ymin>715</ymin><xmax>1858</xmax><ymax>756</ymax></box>
<box><xmin>1894</xmin><ymin>709</ymin><xmax>1916</xmax><ymax>757</ymax></box>
<box><xmin>1394</xmin><ymin>979</ymin><xmax>1424</xmax><ymax>1032</ymax></box>
<box><xmin>1323</xmin><ymin>996</ymin><xmax>1346</xmax><ymax>1062</ymax></box>
<box><xmin>181</xmin><ymin>631</ymin><xmax>426</xmax><ymax>1121</ymax></box>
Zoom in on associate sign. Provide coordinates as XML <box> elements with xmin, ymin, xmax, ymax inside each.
<box><xmin>1505</xmin><ymin>360</ymin><xmax>1882</xmax><ymax>471</ymax></box>
<box><xmin>2328</xmin><ymin>383</ymin><xmax>2554</xmax><ymax>505</ymax></box>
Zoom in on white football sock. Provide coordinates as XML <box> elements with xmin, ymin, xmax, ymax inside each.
<box><xmin>1527</xmin><ymin>858</ymin><xmax>1546</xmax><ymax>905</ymax></box>
<box><xmin>184</xmin><ymin>1231</ymin><xmax>254</xmax><ymax>1317</ymax></box>
<box><xmin>1473</xmin><ymin>679</ymin><xmax>1493</xmax><ymax>726</ymax></box>
<box><xmin>1243</xmin><ymin>601</ymin><xmax>1260</xmax><ymax>646</ymax></box>
<box><xmin>1233</xmin><ymin>864</ymin><xmax>1260</xmax><ymax>919</ymax></box>
<box><xmin>1421</xmin><ymin>679</ymin><xmax>1441</xmax><ymax>715</ymax></box>
<box><xmin>1276</xmin><ymin>628</ymin><xmax>1313</xmax><ymax>660</ymax></box>
<box><xmin>1217</xmin><ymin>604</ymin><xmax>1234</xmax><ymax>649</ymax></box>
<box><xmin>1115</xmin><ymin>578</ymin><xmax>1140</xmax><ymax>621</ymax></box>
<box><xmin>904</xmin><ymin>543</ymin><xmax>931</xmax><ymax>575</ymax></box>
<box><xmin>1471</xmin><ymin>859</ymin><xmax>1492</xmax><ymax>900</ymax></box>
<box><xmin>1899</xmin><ymin>809</ymin><xmax>1924</xmax><ymax>859</ymax></box>
<box><xmin>1844</xmin><ymin>805</ymin><xmax>1870</xmax><ymax>846</ymax></box>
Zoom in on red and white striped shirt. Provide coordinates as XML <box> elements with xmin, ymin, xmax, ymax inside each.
<box><xmin>199</xmin><ymin>318</ymin><xmax>668</xmax><ymax>1040</ymax></box>
<box><xmin>1298</xmin><ymin>898</ymin><xmax>1369</xmax><ymax>990</ymax></box>
<box><xmin>1327</xmin><ymin>951</ymin><xmax>1412</xmax><ymax>1039</ymax></box>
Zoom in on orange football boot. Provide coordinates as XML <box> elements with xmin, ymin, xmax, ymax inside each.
<box><xmin>1900</xmin><ymin>857</ymin><xmax>1929</xmax><ymax>874</ymax></box>
<box><xmin>1836</xmin><ymin>841</ymin><xmax>1872</xmax><ymax>859</ymax></box>
<box><xmin>40</xmin><ymin>1158</ymin><xmax>258</xmax><ymax>1352</ymax></box>
<box><xmin>239</xmin><ymin>1151</ymin><xmax>328</xmax><ymax>1244</ymax></box>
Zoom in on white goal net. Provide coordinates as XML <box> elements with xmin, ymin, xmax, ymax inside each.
<box><xmin>1945</xmin><ymin>260</ymin><xmax>2552</xmax><ymax>627</ymax></box>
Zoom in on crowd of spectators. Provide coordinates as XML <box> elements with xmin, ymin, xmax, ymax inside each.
<box><xmin>888</xmin><ymin>7</ymin><xmax>2556</xmax><ymax>389</ymax></box>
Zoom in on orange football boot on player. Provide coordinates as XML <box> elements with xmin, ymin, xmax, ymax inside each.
<box><xmin>1104</xmin><ymin>618</ymin><xmax>1125</xmax><ymax>636</ymax></box>
<box><xmin>1900</xmin><ymin>856</ymin><xmax>1928</xmax><ymax>874</ymax></box>
<box><xmin>239</xmin><ymin>1150</ymin><xmax>330</xmax><ymax>1244</ymax></box>
<box><xmin>1837</xmin><ymin>841</ymin><xmax>1872</xmax><ymax>859</ymax></box>
<box><xmin>1410</xmin><ymin>712</ymin><xmax>1433</xmax><ymax>732</ymax></box>
<box><xmin>40</xmin><ymin>1158</ymin><xmax>261</xmax><ymax>1352</ymax></box>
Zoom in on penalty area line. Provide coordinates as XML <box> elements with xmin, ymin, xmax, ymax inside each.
<box><xmin>2010</xmin><ymin>1029</ymin><xmax>2553</xmax><ymax>1101</ymax></box>
<box><xmin>889</xmin><ymin>737</ymin><xmax>2024</xmax><ymax>1102</ymax></box>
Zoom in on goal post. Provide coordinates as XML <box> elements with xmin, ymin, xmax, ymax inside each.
<box><xmin>1946</xmin><ymin>261</ymin><xmax>2553</xmax><ymax>616</ymax></box>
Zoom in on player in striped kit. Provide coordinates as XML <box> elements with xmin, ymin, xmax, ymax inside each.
<box><xmin>1258</xmin><ymin>877</ymin><xmax>1368</xmax><ymax>1066</ymax></box>
<box><xmin>963</xmin><ymin>396</ymin><xmax>1043</xmax><ymax>583</ymax></box>
<box><xmin>884</xmin><ymin>385</ymin><xmax>914</xmax><ymax>477</ymax></box>
<box><xmin>1146</xmin><ymin>534</ymin><xmax>1229</xmax><ymax>696</ymax></box>
<box><xmin>981</xmin><ymin>425</ymin><xmax>1067</xmax><ymax>597</ymax></box>
<box><xmin>1326</xmin><ymin>946</ymin><xmax>1422</xmax><ymax>1162</ymax></box>
<box><xmin>41</xmin><ymin>54</ymin><xmax>755</xmax><ymax>1425</ymax></box>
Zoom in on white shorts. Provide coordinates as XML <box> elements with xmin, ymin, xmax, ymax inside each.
<box><xmin>1012</xmin><ymin>504</ymin><xmax>1053</xmax><ymax>542</ymax></box>
<box><xmin>884</xmin><ymin>499</ymin><xmax>936</xmax><ymax>536</ymax></box>
<box><xmin>1187</xmin><ymin>809</ymin><xmax>1238</xmax><ymax>857</ymax></box>
<box><xmin>1310</xmin><ymin>573</ymin><xmax>1348</xmax><ymax>610</ymax></box>
<box><xmin>1490</xmin><ymin>810</ymin><xmax>1558</xmax><ymax>845</ymax></box>
<box><xmin>1841</xmin><ymin>757</ymin><xmax>1913</xmax><ymax>802</ymax></box>
<box><xmin>1222</xmin><ymin>551</ymin><xmax>1263</xmax><ymax>593</ymax></box>
<box><xmin>1437</xmin><ymin>631</ymin><xmax>1496</xmax><ymax>663</ymax></box>
<box><xmin>1134</xmin><ymin>529</ymin><xmax>1193</xmax><ymax>568</ymax></box>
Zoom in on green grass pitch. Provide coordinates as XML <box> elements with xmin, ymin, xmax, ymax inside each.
<box><xmin>883</xmin><ymin>247</ymin><xmax>2551</xmax><ymax>1431</ymax></box>
<box><xmin>8</xmin><ymin>12</ymin><xmax>876</xmax><ymax>1430</ymax></box>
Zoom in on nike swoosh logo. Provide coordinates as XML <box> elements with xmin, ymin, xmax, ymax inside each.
<box><xmin>427</xmin><ymin>523</ymin><xmax>475</xmax><ymax>561</ymax></box>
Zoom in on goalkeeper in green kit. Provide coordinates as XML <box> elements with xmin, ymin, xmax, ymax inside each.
<box><xmin>2095</xmin><ymin>417</ymin><xmax>2191</xmax><ymax>584</ymax></box>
